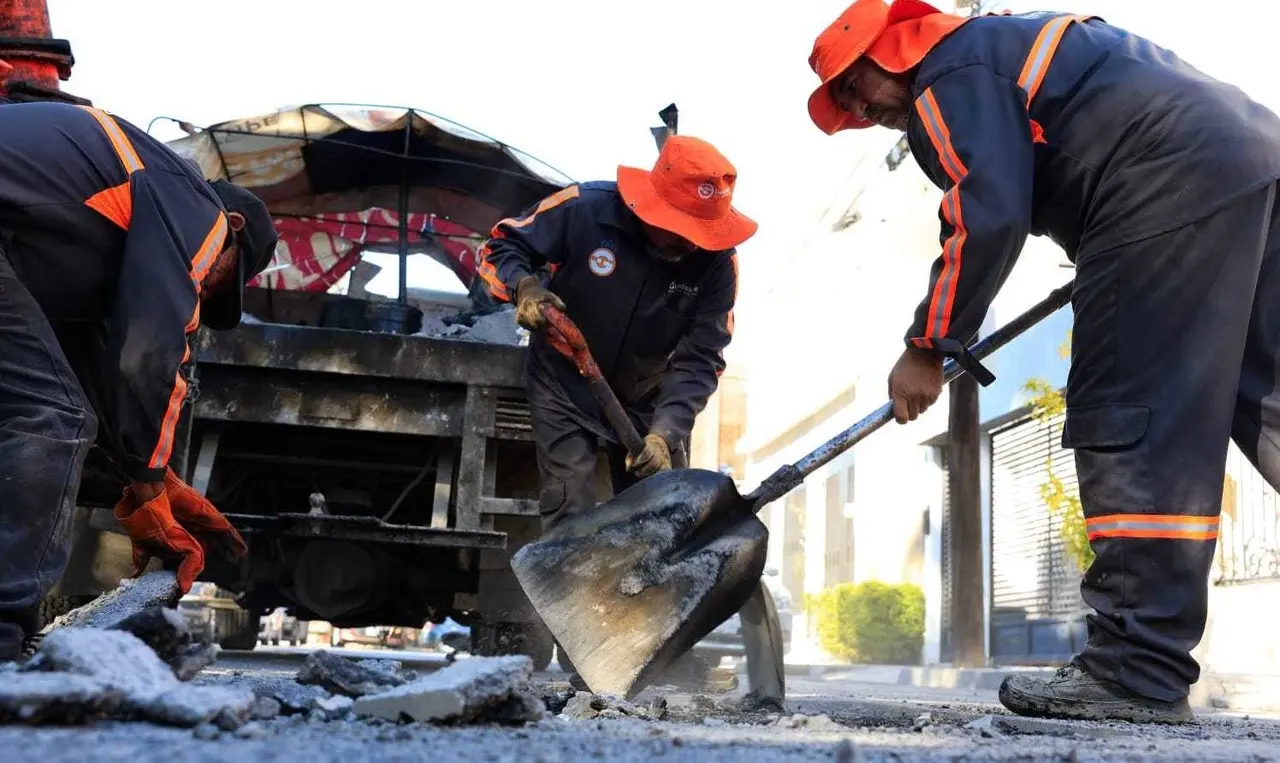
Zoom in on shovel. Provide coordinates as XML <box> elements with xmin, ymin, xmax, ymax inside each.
<box><xmin>539</xmin><ymin>302</ymin><xmax>787</xmax><ymax>702</ymax></box>
<box><xmin>514</xmin><ymin>283</ymin><xmax>1075</xmax><ymax>699</ymax></box>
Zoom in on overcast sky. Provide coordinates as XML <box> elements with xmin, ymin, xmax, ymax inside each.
<box><xmin>44</xmin><ymin>1</ymin><xmax>1280</xmax><ymax>307</ymax></box>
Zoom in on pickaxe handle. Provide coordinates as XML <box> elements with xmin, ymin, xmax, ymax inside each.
<box><xmin>539</xmin><ymin>304</ymin><xmax>648</xmax><ymax>459</ymax></box>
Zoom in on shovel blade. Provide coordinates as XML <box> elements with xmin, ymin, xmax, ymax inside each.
<box><xmin>511</xmin><ymin>468</ymin><xmax>768</xmax><ymax>699</ymax></box>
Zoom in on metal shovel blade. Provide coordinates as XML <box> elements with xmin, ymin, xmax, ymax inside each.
<box><xmin>510</xmin><ymin>467</ymin><xmax>766</xmax><ymax>699</ymax></box>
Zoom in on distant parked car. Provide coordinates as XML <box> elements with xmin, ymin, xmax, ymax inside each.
<box><xmin>259</xmin><ymin>607</ymin><xmax>310</xmax><ymax>647</ymax></box>
<box><xmin>695</xmin><ymin>567</ymin><xmax>794</xmax><ymax>658</ymax></box>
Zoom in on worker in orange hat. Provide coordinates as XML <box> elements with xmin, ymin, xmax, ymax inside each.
<box><xmin>477</xmin><ymin>133</ymin><xmax>757</xmax><ymax>693</ymax></box>
<box><xmin>807</xmin><ymin>0</ymin><xmax>1280</xmax><ymax>725</ymax></box>
<box><xmin>479</xmin><ymin>134</ymin><xmax>754</xmax><ymax>531</ymax></box>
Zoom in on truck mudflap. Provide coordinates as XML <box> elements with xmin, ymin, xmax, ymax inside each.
<box><xmin>223</xmin><ymin>512</ymin><xmax>507</xmax><ymax>549</ymax></box>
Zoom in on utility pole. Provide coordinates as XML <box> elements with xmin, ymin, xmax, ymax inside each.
<box><xmin>947</xmin><ymin>372</ymin><xmax>985</xmax><ymax>668</ymax></box>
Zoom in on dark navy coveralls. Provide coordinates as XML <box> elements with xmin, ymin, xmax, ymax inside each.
<box><xmin>478</xmin><ymin>181</ymin><xmax>737</xmax><ymax>527</ymax></box>
<box><xmin>904</xmin><ymin>11</ymin><xmax>1280</xmax><ymax>701</ymax></box>
<box><xmin>0</xmin><ymin>102</ymin><xmax>233</xmax><ymax>656</ymax></box>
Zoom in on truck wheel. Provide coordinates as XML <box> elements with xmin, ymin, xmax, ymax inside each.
<box><xmin>471</xmin><ymin>620</ymin><xmax>554</xmax><ymax>671</ymax></box>
<box><xmin>216</xmin><ymin>607</ymin><xmax>259</xmax><ymax>651</ymax></box>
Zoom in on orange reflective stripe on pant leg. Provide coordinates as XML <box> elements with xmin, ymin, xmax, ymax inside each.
<box><xmin>1085</xmin><ymin>513</ymin><xmax>1220</xmax><ymax>542</ymax></box>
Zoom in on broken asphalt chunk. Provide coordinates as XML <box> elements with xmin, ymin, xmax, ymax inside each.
<box><xmin>353</xmin><ymin>655</ymin><xmax>534</xmax><ymax>724</ymax></box>
<box><xmin>22</xmin><ymin>627</ymin><xmax>178</xmax><ymax>706</ymax></box>
<box><xmin>40</xmin><ymin>571</ymin><xmax>182</xmax><ymax>633</ymax></box>
<box><xmin>296</xmin><ymin>650</ymin><xmax>407</xmax><ymax>697</ymax></box>
<box><xmin>169</xmin><ymin>643</ymin><xmax>219</xmax><ymax>681</ymax></box>
<box><xmin>141</xmin><ymin>684</ymin><xmax>255</xmax><ymax>728</ymax></box>
<box><xmin>0</xmin><ymin>672</ymin><xmax>123</xmax><ymax>725</ymax></box>
<box><xmin>108</xmin><ymin>607</ymin><xmax>190</xmax><ymax>663</ymax></box>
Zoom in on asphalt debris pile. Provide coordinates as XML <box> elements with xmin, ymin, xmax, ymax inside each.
<box><xmin>414</xmin><ymin>306</ymin><xmax>526</xmax><ymax>346</ymax></box>
<box><xmin>352</xmin><ymin>654</ymin><xmax>546</xmax><ymax>725</ymax></box>
<box><xmin>295</xmin><ymin>650</ymin><xmax>412</xmax><ymax>698</ymax></box>
<box><xmin>553</xmin><ymin>687</ymin><xmax>669</xmax><ymax>722</ymax></box>
<box><xmin>2</xmin><ymin>594</ymin><xmax>249</xmax><ymax>729</ymax></box>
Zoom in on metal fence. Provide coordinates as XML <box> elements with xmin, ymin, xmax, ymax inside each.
<box><xmin>1216</xmin><ymin>441</ymin><xmax>1280</xmax><ymax>584</ymax></box>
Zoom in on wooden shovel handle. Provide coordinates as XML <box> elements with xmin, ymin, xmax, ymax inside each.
<box><xmin>539</xmin><ymin>304</ymin><xmax>647</xmax><ymax>457</ymax></box>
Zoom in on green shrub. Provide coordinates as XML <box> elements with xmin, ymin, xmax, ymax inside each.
<box><xmin>806</xmin><ymin>581</ymin><xmax>925</xmax><ymax>664</ymax></box>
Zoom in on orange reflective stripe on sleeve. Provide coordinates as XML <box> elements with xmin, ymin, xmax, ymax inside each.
<box><xmin>1085</xmin><ymin>514</ymin><xmax>1220</xmax><ymax>542</ymax></box>
<box><xmin>78</xmin><ymin>106</ymin><xmax>145</xmax><ymax>175</ymax></box>
<box><xmin>1016</xmin><ymin>14</ymin><xmax>1091</xmax><ymax>106</ymax></box>
<box><xmin>476</xmin><ymin>243</ymin><xmax>511</xmax><ymax>302</ymax></box>
<box><xmin>914</xmin><ymin>87</ymin><xmax>969</xmax><ymax>341</ymax></box>
<box><xmin>147</xmin><ymin>214</ymin><xmax>229</xmax><ymax>471</ymax></box>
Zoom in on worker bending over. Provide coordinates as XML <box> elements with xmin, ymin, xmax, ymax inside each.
<box><xmin>807</xmin><ymin>0</ymin><xmax>1280</xmax><ymax>724</ymax></box>
<box><xmin>479</xmin><ymin>134</ymin><xmax>757</xmax><ymax>689</ymax></box>
<box><xmin>0</xmin><ymin>102</ymin><xmax>278</xmax><ymax>661</ymax></box>
<box><xmin>479</xmin><ymin>135</ymin><xmax>755</xmax><ymax>530</ymax></box>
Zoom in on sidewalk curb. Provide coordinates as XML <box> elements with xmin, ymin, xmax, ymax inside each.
<box><xmin>783</xmin><ymin>663</ymin><xmax>1280</xmax><ymax>713</ymax></box>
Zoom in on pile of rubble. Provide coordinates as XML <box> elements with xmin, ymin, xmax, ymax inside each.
<box><xmin>1</xmin><ymin>571</ymin><xmax>839</xmax><ymax>741</ymax></box>
<box><xmin>414</xmin><ymin>306</ymin><xmax>526</xmax><ymax>346</ymax></box>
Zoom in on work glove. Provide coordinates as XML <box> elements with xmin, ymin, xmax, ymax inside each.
<box><xmin>113</xmin><ymin>487</ymin><xmax>205</xmax><ymax>594</ymax></box>
<box><xmin>627</xmin><ymin>433</ymin><xmax>673</xmax><ymax>478</ymax></box>
<box><xmin>164</xmin><ymin>467</ymin><xmax>248</xmax><ymax>565</ymax></box>
<box><xmin>515</xmin><ymin>275</ymin><xmax>565</xmax><ymax>331</ymax></box>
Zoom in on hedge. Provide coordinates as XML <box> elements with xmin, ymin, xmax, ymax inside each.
<box><xmin>807</xmin><ymin>581</ymin><xmax>925</xmax><ymax>664</ymax></box>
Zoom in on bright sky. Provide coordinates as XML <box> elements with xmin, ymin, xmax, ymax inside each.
<box><xmin>44</xmin><ymin>0</ymin><xmax>1280</xmax><ymax>343</ymax></box>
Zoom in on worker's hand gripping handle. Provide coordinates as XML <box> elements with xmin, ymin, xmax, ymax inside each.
<box><xmin>538</xmin><ymin>303</ymin><xmax>648</xmax><ymax>458</ymax></box>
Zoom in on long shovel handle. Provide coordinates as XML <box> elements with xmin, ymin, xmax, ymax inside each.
<box><xmin>743</xmin><ymin>281</ymin><xmax>1075</xmax><ymax>511</ymax></box>
<box><xmin>540</xmin><ymin>303</ymin><xmax>648</xmax><ymax>458</ymax></box>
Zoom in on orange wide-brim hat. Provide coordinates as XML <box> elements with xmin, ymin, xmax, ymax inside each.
<box><xmin>807</xmin><ymin>0</ymin><xmax>970</xmax><ymax>135</ymax></box>
<box><xmin>617</xmin><ymin>134</ymin><xmax>758</xmax><ymax>252</ymax></box>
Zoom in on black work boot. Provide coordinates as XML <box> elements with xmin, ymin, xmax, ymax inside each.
<box><xmin>999</xmin><ymin>662</ymin><xmax>1195</xmax><ymax>725</ymax></box>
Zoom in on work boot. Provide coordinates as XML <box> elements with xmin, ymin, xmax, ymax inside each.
<box><xmin>998</xmin><ymin>662</ymin><xmax>1195</xmax><ymax>725</ymax></box>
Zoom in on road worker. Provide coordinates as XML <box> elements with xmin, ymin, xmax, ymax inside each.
<box><xmin>806</xmin><ymin>0</ymin><xmax>1280</xmax><ymax>724</ymax></box>
<box><xmin>0</xmin><ymin>101</ymin><xmax>278</xmax><ymax>661</ymax></box>
<box><xmin>478</xmin><ymin>134</ymin><xmax>755</xmax><ymax>532</ymax></box>
<box><xmin>478</xmin><ymin>133</ymin><xmax>757</xmax><ymax>691</ymax></box>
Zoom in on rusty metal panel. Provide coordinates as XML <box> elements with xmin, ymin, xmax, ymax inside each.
<box><xmin>192</xmin><ymin>323</ymin><xmax>527</xmax><ymax>387</ymax></box>
<box><xmin>193</xmin><ymin>367</ymin><xmax>466</xmax><ymax>436</ymax></box>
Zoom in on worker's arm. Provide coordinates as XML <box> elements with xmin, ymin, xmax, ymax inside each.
<box><xmin>648</xmin><ymin>252</ymin><xmax>737</xmax><ymax>447</ymax></box>
<box><xmin>903</xmin><ymin>64</ymin><xmax>1036</xmax><ymax>384</ymax></box>
<box><xmin>106</xmin><ymin>167</ymin><xmax>229</xmax><ymax>486</ymax></box>
<box><xmin>475</xmin><ymin>186</ymin><xmax>581</xmax><ymax>302</ymax></box>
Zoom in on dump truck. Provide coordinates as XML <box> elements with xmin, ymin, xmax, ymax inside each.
<box><xmin>46</xmin><ymin>101</ymin><xmax>580</xmax><ymax>669</ymax></box>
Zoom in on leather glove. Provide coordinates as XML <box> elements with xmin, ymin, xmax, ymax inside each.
<box><xmin>627</xmin><ymin>433</ymin><xmax>673</xmax><ymax>478</ymax></box>
<box><xmin>113</xmin><ymin>487</ymin><xmax>205</xmax><ymax>594</ymax></box>
<box><xmin>164</xmin><ymin>467</ymin><xmax>248</xmax><ymax>565</ymax></box>
<box><xmin>515</xmin><ymin>275</ymin><xmax>565</xmax><ymax>331</ymax></box>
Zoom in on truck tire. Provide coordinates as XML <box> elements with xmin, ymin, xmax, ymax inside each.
<box><xmin>471</xmin><ymin>620</ymin><xmax>554</xmax><ymax>672</ymax></box>
<box><xmin>216</xmin><ymin>607</ymin><xmax>259</xmax><ymax>651</ymax></box>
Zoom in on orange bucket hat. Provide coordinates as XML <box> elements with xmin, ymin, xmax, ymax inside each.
<box><xmin>808</xmin><ymin>0</ymin><xmax>970</xmax><ymax>135</ymax></box>
<box><xmin>616</xmin><ymin>135</ymin><xmax>758</xmax><ymax>252</ymax></box>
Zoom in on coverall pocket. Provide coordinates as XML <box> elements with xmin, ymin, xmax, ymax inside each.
<box><xmin>1061</xmin><ymin>403</ymin><xmax>1154</xmax><ymax>513</ymax></box>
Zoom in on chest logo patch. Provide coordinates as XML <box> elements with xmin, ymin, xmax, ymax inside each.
<box><xmin>588</xmin><ymin>247</ymin><xmax>616</xmax><ymax>277</ymax></box>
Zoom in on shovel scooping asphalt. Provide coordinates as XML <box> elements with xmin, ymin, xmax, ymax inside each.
<box><xmin>514</xmin><ymin>283</ymin><xmax>1075</xmax><ymax>699</ymax></box>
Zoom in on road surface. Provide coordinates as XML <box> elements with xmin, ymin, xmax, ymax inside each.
<box><xmin>3</xmin><ymin>645</ymin><xmax>1277</xmax><ymax>762</ymax></box>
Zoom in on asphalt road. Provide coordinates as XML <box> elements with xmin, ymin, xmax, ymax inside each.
<box><xmin>4</xmin><ymin>645</ymin><xmax>1278</xmax><ymax>762</ymax></box>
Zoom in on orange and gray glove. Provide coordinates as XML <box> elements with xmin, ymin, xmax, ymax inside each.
<box><xmin>627</xmin><ymin>433</ymin><xmax>673</xmax><ymax>478</ymax></box>
<box><xmin>515</xmin><ymin>275</ymin><xmax>565</xmax><ymax>331</ymax></box>
<box><xmin>164</xmin><ymin>467</ymin><xmax>248</xmax><ymax>565</ymax></box>
<box><xmin>113</xmin><ymin>487</ymin><xmax>205</xmax><ymax>594</ymax></box>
